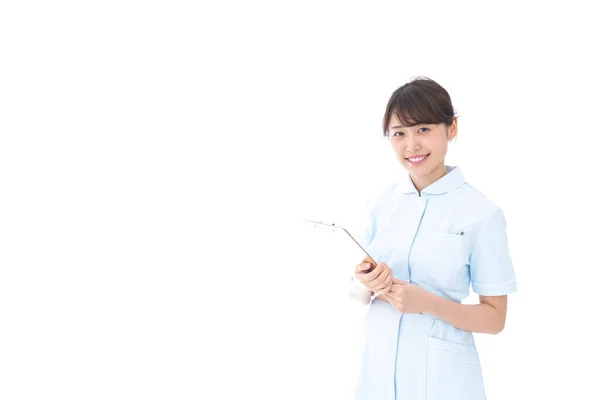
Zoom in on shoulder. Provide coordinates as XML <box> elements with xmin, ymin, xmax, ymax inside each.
<box><xmin>457</xmin><ymin>182</ymin><xmax>505</xmax><ymax>221</ymax></box>
<box><xmin>452</xmin><ymin>183</ymin><xmax>511</xmax><ymax>248</ymax></box>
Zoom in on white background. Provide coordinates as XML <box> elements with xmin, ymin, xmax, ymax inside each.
<box><xmin>1</xmin><ymin>1</ymin><xmax>599</xmax><ymax>399</ymax></box>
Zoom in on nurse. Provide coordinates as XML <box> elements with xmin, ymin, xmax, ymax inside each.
<box><xmin>350</xmin><ymin>77</ymin><xmax>517</xmax><ymax>400</ymax></box>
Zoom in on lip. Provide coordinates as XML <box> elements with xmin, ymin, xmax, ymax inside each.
<box><xmin>405</xmin><ymin>153</ymin><xmax>430</xmax><ymax>166</ymax></box>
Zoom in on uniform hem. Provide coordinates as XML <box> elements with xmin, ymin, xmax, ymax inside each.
<box><xmin>472</xmin><ymin>280</ymin><xmax>517</xmax><ymax>296</ymax></box>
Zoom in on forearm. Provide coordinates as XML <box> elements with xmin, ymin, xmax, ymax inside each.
<box><xmin>425</xmin><ymin>293</ymin><xmax>504</xmax><ymax>334</ymax></box>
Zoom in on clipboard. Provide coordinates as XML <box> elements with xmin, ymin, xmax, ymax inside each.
<box><xmin>299</xmin><ymin>218</ymin><xmax>378</xmax><ymax>271</ymax></box>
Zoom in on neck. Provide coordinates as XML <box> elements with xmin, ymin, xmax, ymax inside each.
<box><xmin>410</xmin><ymin>163</ymin><xmax>448</xmax><ymax>196</ymax></box>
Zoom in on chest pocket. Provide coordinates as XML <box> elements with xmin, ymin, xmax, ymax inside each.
<box><xmin>410</xmin><ymin>232</ymin><xmax>471</xmax><ymax>291</ymax></box>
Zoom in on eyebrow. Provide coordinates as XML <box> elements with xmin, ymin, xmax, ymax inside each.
<box><xmin>389</xmin><ymin>123</ymin><xmax>428</xmax><ymax>130</ymax></box>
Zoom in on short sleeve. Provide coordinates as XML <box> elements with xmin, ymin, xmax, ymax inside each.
<box><xmin>469</xmin><ymin>209</ymin><xmax>517</xmax><ymax>296</ymax></box>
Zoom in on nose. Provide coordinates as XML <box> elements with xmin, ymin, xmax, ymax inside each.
<box><xmin>406</xmin><ymin>134</ymin><xmax>421</xmax><ymax>152</ymax></box>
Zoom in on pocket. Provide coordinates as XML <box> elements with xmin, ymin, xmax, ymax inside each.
<box><xmin>427</xmin><ymin>233</ymin><xmax>469</xmax><ymax>264</ymax></box>
<box><xmin>425</xmin><ymin>336</ymin><xmax>486</xmax><ymax>400</ymax></box>
<box><xmin>414</xmin><ymin>233</ymin><xmax>470</xmax><ymax>290</ymax></box>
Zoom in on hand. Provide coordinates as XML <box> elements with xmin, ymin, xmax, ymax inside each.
<box><xmin>384</xmin><ymin>278</ymin><xmax>433</xmax><ymax>314</ymax></box>
<box><xmin>354</xmin><ymin>259</ymin><xmax>393</xmax><ymax>296</ymax></box>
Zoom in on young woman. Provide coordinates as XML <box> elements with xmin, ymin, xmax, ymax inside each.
<box><xmin>349</xmin><ymin>77</ymin><xmax>517</xmax><ymax>400</ymax></box>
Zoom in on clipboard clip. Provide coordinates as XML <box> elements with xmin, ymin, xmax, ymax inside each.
<box><xmin>299</xmin><ymin>218</ymin><xmax>336</xmax><ymax>230</ymax></box>
<box><xmin>298</xmin><ymin>218</ymin><xmax>377</xmax><ymax>268</ymax></box>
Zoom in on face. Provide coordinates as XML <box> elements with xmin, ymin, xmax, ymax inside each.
<box><xmin>387</xmin><ymin>113</ymin><xmax>458</xmax><ymax>184</ymax></box>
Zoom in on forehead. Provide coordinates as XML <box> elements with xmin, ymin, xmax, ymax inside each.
<box><xmin>387</xmin><ymin>112</ymin><xmax>441</xmax><ymax>131</ymax></box>
<box><xmin>387</xmin><ymin>113</ymin><xmax>420</xmax><ymax>130</ymax></box>
<box><xmin>388</xmin><ymin>113</ymin><xmax>404</xmax><ymax>129</ymax></box>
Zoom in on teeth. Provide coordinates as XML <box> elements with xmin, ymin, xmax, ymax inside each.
<box><xmin>408</xmin><ymin>155</ymin><xmax>427</xmax><ymax>162</ymax></box>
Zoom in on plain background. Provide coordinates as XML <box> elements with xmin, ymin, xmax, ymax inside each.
<box><xmin>1</xmin><ymin>1</ymin><xmax>599</xmax><ymax>399</ymax></box>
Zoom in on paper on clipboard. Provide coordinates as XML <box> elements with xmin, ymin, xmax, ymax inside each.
<box><xmin>299</xmin><ymin>218</ymin><xmax>378</xmax><ymax>270</ymax></box>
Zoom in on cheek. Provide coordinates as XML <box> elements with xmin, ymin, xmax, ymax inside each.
<box><xmin>438</xmin><ymin>142</ymin><xmax>449</xmax><ymax>155</ymax></box>
<box><xmin>390</xmin><ymin>141</ymin><xmax>404</xmax><ymax>154</ymax></box>
<box><xmin>392</xmin><ymin>145</ymin><xmax>406</xmax><ymax>160</ymax></box>
<box><xmin>428</xmin><ymin>138</ymin><xmax>448</xmax><ymax>155</ymax></box>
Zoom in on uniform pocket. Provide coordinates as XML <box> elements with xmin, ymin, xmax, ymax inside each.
<box><xmin>427</xmin><ymin>233</ymin><xmax>469</xmax><ymax>263</ymax></box>
<box><xmin>415</xmin><ymin>233</ymin><xmax>470</xmax><ymax>290</ymax></box>
<box><xmin>425</xmin><ymin>336</ymin><xmax>486</xmax><ymax>400</ymax></box>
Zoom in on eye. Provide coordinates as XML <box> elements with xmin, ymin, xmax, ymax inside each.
<box><xmin>418</xmin><ymin>127</ymin><xmax>429</xmax><ymax>133</ymax></box>
<box><xmin>392</xmin><ymin>131</ymin><xmax>404</xmax><ymax>137</ymax></box>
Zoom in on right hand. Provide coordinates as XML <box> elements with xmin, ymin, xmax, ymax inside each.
<box><xmin>354</xmin><ymin>260</ymin><xmax>393</xmax><ymax>296</ymax></box>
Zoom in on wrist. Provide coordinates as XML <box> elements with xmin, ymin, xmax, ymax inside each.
<box><xmin>423</xmin><ymin>290</ymin><xmax>440</xmax><ymax>315</ymax></box>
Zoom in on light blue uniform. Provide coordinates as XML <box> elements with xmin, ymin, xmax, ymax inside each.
<box><xmin>354</xmin><ymin>166</ymin><xmax>517</xmax><ymax>400</ymax></box>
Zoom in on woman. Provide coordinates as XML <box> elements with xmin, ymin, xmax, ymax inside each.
<box><xmin>350</xmin><ymin>77</ymin><xmax>517</xmax><ymax>400</ymax></box>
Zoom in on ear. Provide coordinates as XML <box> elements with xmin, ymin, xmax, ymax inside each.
<box><xmin>447</xmin><ymin>117</ymin><xmax>458</xmax><ymax>142</ymax></box>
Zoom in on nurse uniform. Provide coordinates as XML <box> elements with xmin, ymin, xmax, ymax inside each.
<box><xmin>353</xmin><ymin>165</ymin><xmax>517</xmax><ymax>400</ymax></box>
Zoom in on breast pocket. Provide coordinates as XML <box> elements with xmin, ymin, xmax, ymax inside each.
<box><xmin>412</xmin><ymin>232</ymin><xmax>470</xmax><ymax>290</ymax></box>
<box><xmin>426</xmin><ymin>336</ymin><xmax>485</xmax><ymax>400</ymax></box>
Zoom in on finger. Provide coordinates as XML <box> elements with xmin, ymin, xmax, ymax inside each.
<box><xmin>370</xmin><ymin>266</ymin><xmax>388</xmax><ymax>285</ymax></box>
<box><xmin>391</xmin><ymin>277</ymin><xmax>408</xmax><ymax>285</ymax></box>
<box><xmin>374</xmin><ymin>282</ymin><xmax>390</xmax><ymax>295</ymax></box>
<box><xmin>362</xmin><ymin>256</ymin><xmax>376</xmax><ymax>267</ymax></box>
<box><xmin>377</xmin><ymin>268</ymin><xmax>395</xmax><ymax>292</ymax></box>
<box><xmin>385</xmin><ymin>277</ymin><xmax>394</xmax><ymax>290</ymax></box>
<box><xmin>355</xmin><ymin>262</ymin><xmax>373</xmax><ymax>278</ymax></box>
<box><xmin>362</xmin><ymin>260</ymin><xmax>380</xmax><ymax>274</ymax></box>
<box><xmin>383</xmin><ymin>280</ymin><xmax>398</xmax><ymax>296</ymax></box>
<box><xmin>356</xmin><ymin>271</ymin><xmax>379</xmax><ymax>289</ymax></box>
<box><xmin>370</xmin><ymin>266</ymin><xmax>391</xmax><ymax>289</ymax></box>
<box><xmin>391</xmin><ymin>284</ymin><xmax>404</xmax><ymax>293</ymax></box>
<box><xmin>367</xmin><ymin>264</ymin><xmax>393</xmax><ymax>291</ymax></box>
<box><xmin>362</xmin><ymin>263</ymin><xmax>385</xmax><ymax>282</ymax></box>
<box><xmin>387</xmin><ymin>296</ymin><xmax>403</xmax><ymax>311</ymax></box>
<box><xmin>379</xmin><ymin>280</ymin><xmax>394</xmax><ymax>295</ymax></box>
<box><xmin>355</xmin><ymin>262</ymin><xmax>371</xmax><ymax>272</ymax></box>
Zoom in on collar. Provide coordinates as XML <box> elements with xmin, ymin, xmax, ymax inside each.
<box><xmin>399</xmin><ymin>165</ymin><xmax>466</xmax><ymax>195</ymax></box>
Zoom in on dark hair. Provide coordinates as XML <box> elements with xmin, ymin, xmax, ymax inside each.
<box><xmin>382</xmin><ymin>76</ymin><xmax>456</xmax><ymax>137</ymax></box>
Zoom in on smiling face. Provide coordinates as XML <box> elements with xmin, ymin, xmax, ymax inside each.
<box><xmin>387</xmin><ymin>113</ymin><xmax>457</xmax><ymax>191</ymax></box>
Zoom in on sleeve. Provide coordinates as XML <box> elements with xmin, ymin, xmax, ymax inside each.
<box><xmin>469</xmin><ymin>208</ymin><xmax>517</xmax><ymax>296</ymax></box>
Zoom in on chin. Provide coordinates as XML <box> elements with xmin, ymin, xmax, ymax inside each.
<box><xmin>401</xmin><ymin>161</ymin><xmax>433</xmax><ymax>174</ymax></box>
<box><xmin>410</xmin><ymin>168</ymin><xmax>434</xmax><ymax>177</ymax></box>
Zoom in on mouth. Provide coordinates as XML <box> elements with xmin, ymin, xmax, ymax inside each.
<box><xmin>406</xmin><ymin>154</ymin><xmax>430</xmax><ymax>166</ymax></box>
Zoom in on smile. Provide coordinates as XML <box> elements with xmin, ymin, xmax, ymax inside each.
<box><xmin>406</xmin><ymin>154</ymin><xmax>429</xmax><ymax>166</ymax></box>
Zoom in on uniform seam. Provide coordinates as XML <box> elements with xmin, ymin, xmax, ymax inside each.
<box><xmin>426</xmin><ymin>352</ymin><xmax>479</xmax><ymax>364</ymax></box>
<box><xmin>472</xmin><ymin>280</ymin><xmax>516</xmax><ymax>287</ymax></box>
<box><xmin>428</xmin><ymin>345</ymin><xmax>477</xmax><ymax>355</ymax></box>
<box><xmin>423</xmin><ymin>317</ymin><xmax>434</xmax><ymax>399</ymax></box>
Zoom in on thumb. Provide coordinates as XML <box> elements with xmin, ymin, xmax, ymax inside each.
<box><xmin>357</xmin><ymin>262</ymin><xmax>372</xmax><ymax>271</ymax></box>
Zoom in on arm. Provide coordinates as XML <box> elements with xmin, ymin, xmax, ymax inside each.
<box><xmin>420</xmin><ymin>209</ymin><xmax>514</xmax><ymax>333</ymax></box>
<box><xmin>384</xmin><ymin>279</ymin><xmax>507</xmax><ymax>334</ymax></box>
<box><xmin>425</xmin><ymin>293</ymin><xmax>507</xmax><ymax>334</ymax></box>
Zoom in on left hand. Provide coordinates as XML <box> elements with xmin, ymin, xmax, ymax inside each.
<box><xmin>384</xmin><ymin>278</ymin><xmax>433</xmax><ymax>314</ymax></box>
